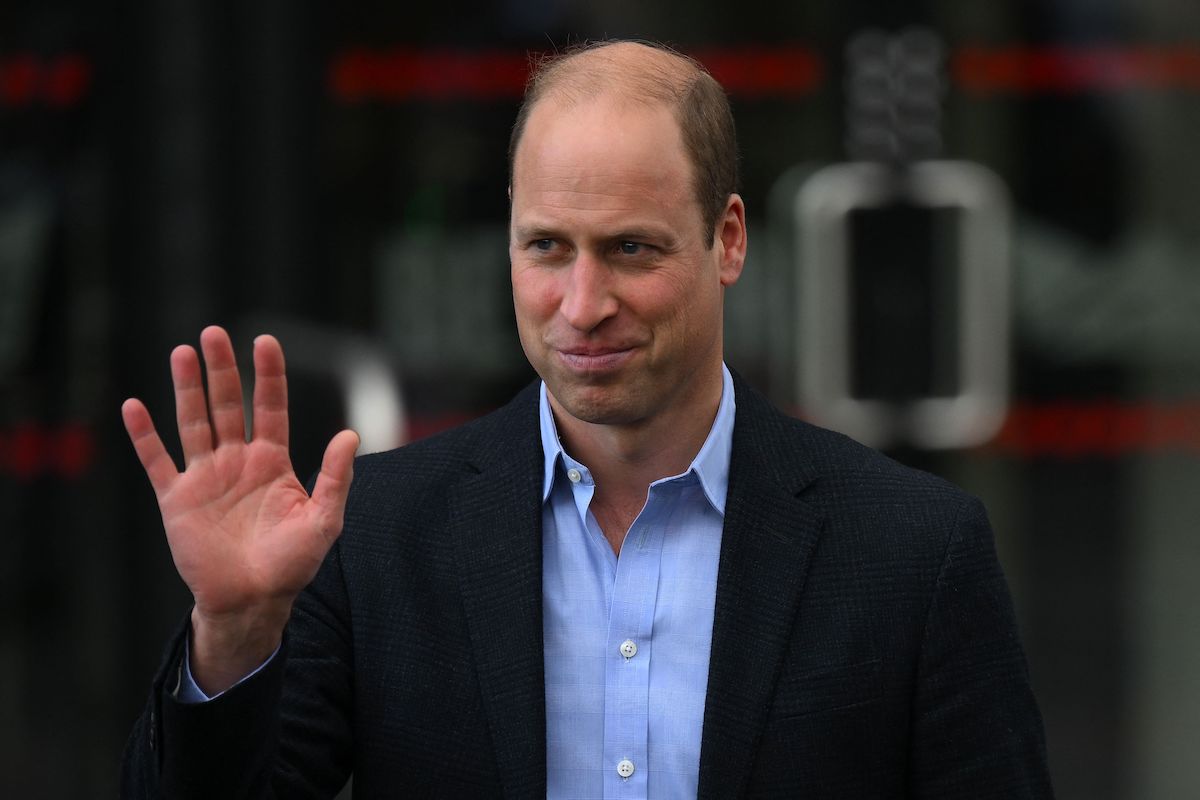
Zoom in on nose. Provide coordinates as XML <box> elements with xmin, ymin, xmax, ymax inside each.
<box><xmin>559</xmin><ymin>252</ymin><xmax>619</xmax><ymax>331</ymax></box>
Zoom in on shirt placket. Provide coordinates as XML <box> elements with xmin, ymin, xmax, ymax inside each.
<box><xmin>602</xmin><ymin>490</ymin><xmax>666</xmax><ymax>799</ymax></box>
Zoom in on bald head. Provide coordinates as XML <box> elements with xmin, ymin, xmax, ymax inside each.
<box><xmin>508</xmin><ymin>41</ymin><xmax>738</xmax><ymax>246</ymax></box>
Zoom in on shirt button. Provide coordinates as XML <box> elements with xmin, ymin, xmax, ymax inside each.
<box><xmin>619</xmin><ymin>639</ymin><xmax>638</xmax><ymax>659</ymax></box>
<box><xmin>617</xmin><ymin>759</ymin><xmax>636</xmax><ymax>778</ymax></box>
<box><xmin>567</xmin><ymin>468</ymin><xmax>582</xmax><ymax>483</ymax></box>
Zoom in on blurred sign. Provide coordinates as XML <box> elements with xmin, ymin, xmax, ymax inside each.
<box><xmin>794</xmin><ymin>160</ymin><xmax>1011</xmax><ymax>449</ymax></box>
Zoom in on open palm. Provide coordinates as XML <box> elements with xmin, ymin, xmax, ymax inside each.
<box><xmin>122</xmin><ymin>326</ymin><xmax>358</xmax><ymax>687</ymax></box>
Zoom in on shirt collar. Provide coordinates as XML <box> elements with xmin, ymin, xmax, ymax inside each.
<box><xmin>538</xmin><ymin>363</ymin><xmax>736</xmax><ymax>515</ymax></box>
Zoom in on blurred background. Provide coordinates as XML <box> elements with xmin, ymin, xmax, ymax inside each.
<box><xmin>3</xmin><ymin>0</ymin><xmax>1200</xmax><ymax>796</ymax></box>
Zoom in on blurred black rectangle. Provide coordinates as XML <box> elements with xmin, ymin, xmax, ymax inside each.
<box><xmin>848</xmin><ymin>202</ymin><xmax>961</xmax><ymax>402</ymax></box>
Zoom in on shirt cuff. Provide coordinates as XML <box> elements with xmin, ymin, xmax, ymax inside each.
<box><xmin>174</xmin><ymin>636</ymin><xmax>281</xmax><ymax>703</ymax></box>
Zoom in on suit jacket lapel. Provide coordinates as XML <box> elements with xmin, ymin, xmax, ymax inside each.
<box><xmin>698</xmin><ymin>376</ymin><xmax>827</xmax><ymax>800</ymax></box>
<box><xmin>449</xmin><ymin>386</ymin><xmax>548</xmax><ymax>799</ymax></box>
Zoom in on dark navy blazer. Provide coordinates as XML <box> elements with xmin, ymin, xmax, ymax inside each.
<box><xmin>122</xmin><ymin>374</ymin><xmax>1053</xmax><ymax>799</ymax></box>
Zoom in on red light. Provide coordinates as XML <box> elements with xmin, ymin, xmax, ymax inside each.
<box><xmin>0</xmin><ymin>52</ymin><xmax>92</xmax><ymax>108</ymax></box>
<box><xmin>327</xmin><ymin>47</ymin><xmax>823</xmax><ymax>103</ymax></box>
<box><xmin>990</xmin><ymin>402</ymin><xmax>1200</xmax><ymax>458</ymax></box>
<box><xmin>44</xmin><ymin>55</ymin><xmax>91</xmax><ymax>108</ymax></box>
<box><xmin>0</xmin><ymin>54</ymin><xmax>40</xmax><ymax>106</ymax></box>
<box><xmin>0</xmin><ymin>421</ymin><xmax>97</xmax><ymax>480</ymax></box>
<box><xmin>8</xmin><ymin>422</ymin><xmax>44</xmax><ymax>480</ymax></box>
<box><xmin>55</xmin><ymin>423</ymin><xmax>96</xmax><ymax>479</ymax></box>
<box><xmin>953</xmin><ymin>46</ymin><xmax>1200</xmax><ymax>94</ymax></box>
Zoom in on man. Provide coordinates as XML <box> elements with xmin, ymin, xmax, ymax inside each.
<box><xmin>122</xmin><ymin>41</ymin><xmax>1053</xmax><ymax>798</ymax></box>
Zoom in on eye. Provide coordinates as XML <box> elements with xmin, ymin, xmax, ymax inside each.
<box><xmin>533</xmin><ymin>239</ymin><xmax>555</xmax><ymax>251</ymax></box>
<box><xmin>618</xmin><ymin>241</ymin><xmax>644</xmax><ymax>255</ymax></box>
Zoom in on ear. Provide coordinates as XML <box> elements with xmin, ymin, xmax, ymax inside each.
<box><xmin>716</xmin><ymin>193</ymin><xmax>747</xmax><ymax>287</ymax></box>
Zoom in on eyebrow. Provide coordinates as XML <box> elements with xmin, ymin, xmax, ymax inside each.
<box><xmin>511</xmin><ymin>224</ymin><xmax>561</xmax><ymax>242</ymax></box>
<box><xmin>609</xmin><ymin>227</ymin><xmax>678</xmax><ymax>245</ymax></box>
<box><xmin>511</xmin><ymin>223</ymin><xmax>680</xmax><ymax>248</ymax></box>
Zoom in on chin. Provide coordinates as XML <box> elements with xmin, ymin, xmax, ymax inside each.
<box><xmin>551</xmin><ymin>385</ymin><xmax>645</xmax><ymax>427</ymax></box>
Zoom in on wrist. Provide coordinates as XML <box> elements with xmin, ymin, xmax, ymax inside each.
<box><xmin>188</xmin><ymin>602</ymin><xmax>291</xmax><ymax>695</ymax></box>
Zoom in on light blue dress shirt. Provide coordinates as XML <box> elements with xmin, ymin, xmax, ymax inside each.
<box><xmin>540</xmin><ymin>364</ymin><xmax>734</xmax><ymax>800</ymax></box>
<box><xmin>180</xmin><ymin>366</ymin><xmax>735</xmax><ymax>800</ymax></box>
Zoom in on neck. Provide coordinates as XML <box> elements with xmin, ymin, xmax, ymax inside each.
<box><xmin>548</xmin><ymin>363</ymin><xmax>725</xmax><ymax>551</ymax></box>
<box><xmin>551</xmin><ymin>367</ymin><xmax>723</xmax><ymax>481</ymax></box>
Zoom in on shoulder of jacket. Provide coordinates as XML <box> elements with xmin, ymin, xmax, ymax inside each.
<box><xmin>348</xmin><ymin>381</ymin><xmax>540</xmax><ymax>482</ymax></box>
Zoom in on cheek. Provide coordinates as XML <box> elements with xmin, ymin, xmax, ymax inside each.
<box><xmin>512</xmin><ymin>268</ymin><xmax>562</xmax><ymax>326</ymax></box>
<box><xmin>511</xmin><ymin>275</ymin><xmax>546</xmax><ymax>361</ymax></box>
<box><xmin>655</xmin><ymin>283</ymin><xmax>723</xmax><ymax>361</ymax></box>
<box><xmin>647</xmin><ymin>270</ymin><xmax>720</xmax><ymax>332</ymax></box>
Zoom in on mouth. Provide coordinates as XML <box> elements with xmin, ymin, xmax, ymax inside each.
<box><xmin>554</xmin><ymin>345</ymin><xmax>637</xmax><ymax>373</ymax></box>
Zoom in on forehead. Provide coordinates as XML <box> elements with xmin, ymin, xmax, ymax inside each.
<box><xmin>511</xmin><ymin>95</ymin><xmax>696</xmax><ymax>221</ymax></box>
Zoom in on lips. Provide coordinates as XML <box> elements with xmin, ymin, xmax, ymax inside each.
<box><xmin>553</xmin><ymin>344</ymin><xmax>638</xmax><ymax>373</ymax></box>
<box><xmin>558</xmin><ymin>344</ymin><xmax>631</xmax><ymax>357</ymax></box>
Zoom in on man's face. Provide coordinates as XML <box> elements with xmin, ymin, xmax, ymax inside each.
<box><xmin>509</xmin><ymin>94</ymin><xmax>744</xmax><ymax>431</ymax></box>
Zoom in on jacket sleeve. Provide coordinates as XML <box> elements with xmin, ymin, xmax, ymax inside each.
<box><xmin>906</xmin><ymin>496</ymin><xmax>1055</xmax><ymax>799</ymax></box>
<box><xmin>120</xmin><ymin>541</ymin><xmax>355</xmax><ymax>800</ymax></box>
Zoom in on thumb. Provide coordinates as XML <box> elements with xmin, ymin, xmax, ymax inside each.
<box><xmin>310</xmin><ymin>429</ymin><xmax>360</xmax><ymax>528</ymax></box>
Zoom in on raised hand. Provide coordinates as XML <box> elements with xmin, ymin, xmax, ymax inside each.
<box><xmin>122</xmin><ymin>326</ymin><xmax>359</xmax><ymax>693</ymax></box>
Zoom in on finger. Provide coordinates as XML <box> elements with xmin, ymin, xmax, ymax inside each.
<box><xmin>171</xmin><ymin>344</ymin><xmax>214</xmax><ymax>465</ymax></box>
<box><xmin>121</xmin><ymin>397</ymin><xmax>179</xmax><ymax>495</ymax></box>
<box><xmin>309</xmin><ymin>429</ymin><xmax>360</xmax><ymax>538</ymax></box>
<box><xmin>199</xmin><ymin>325</ymin><xmax>246</xmax><ymax>446</ymax></box>
<box><xmin>251</xmin><ymin>334</ymin><xmax>289</xmax><ymax>447</ymax></box>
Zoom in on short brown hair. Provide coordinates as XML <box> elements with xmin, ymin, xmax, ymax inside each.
<box><xmin>508</xmin><ymin>40</ymin><xmax>739</xmax><ymax>247</ymax></box>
